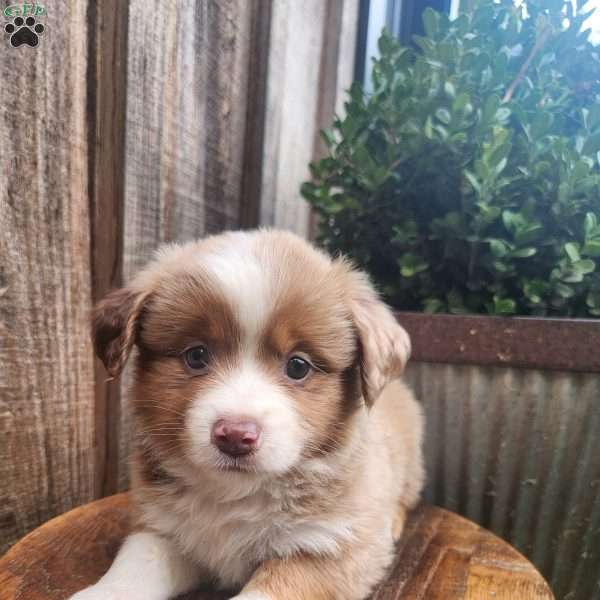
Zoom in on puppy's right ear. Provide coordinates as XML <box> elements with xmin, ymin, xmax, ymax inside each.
<box><xmin>92</xmin><ymin>287</ymin><xmax>149</xmax><ymax>379</ymax></box>
<box><xmin>346</xmin><ymin>269</ymin><xmax>411</xmax><ymax>407</ymax></box>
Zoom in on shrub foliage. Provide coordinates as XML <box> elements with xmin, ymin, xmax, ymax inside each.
<box><xmin>302</xmin><ymin>0</ymin><xmax>600</xmax><ymax>316</ymax></box>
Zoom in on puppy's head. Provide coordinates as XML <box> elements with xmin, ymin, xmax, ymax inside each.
<box><xmin>93</xmin><ymin>230</ymin><xmax>410</xmax><ymax>479</ymax></box>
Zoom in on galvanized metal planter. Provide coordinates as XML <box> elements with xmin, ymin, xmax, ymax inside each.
<box><xmin>398</xmin><ymin>313</ymin><xmax>600</xmax><ymax>600</ymax></box>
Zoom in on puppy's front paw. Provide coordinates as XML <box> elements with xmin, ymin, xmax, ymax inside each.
<box><xmin>69</xmin><ymin>585</ymin><xmax>135</xmax><ymax>600</ymax></box>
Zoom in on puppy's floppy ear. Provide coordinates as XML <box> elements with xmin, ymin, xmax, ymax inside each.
<box><xmin>92</xmin><ymin>287</ymin><xmax>149</xmax><ymax>379</ymax></box>
<box><xmin>347</xmin><ymin>270</ymin><xmax>411</xmax><ymax>407</ymax></box>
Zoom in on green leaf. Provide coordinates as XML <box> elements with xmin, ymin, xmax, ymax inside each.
<box><xmin>482</xmin><ymin>94</ymin><xmax>501</xmax><ymax>124</ymax></box>
<box><xmin>398</xmin><ymin>254</ymin><xmax>429</xmax><ymax>278</ymax></box>
<box><xmin>477</xmin><ymin>203</ymin><xmax>501</xmax><ymax>223</ymax></box>
<box><xmin>377</xmin><ymin>30</ymin><xmax>394</xmax><ymax>55</ymax></box>
<box><xmin>464</xmin><ymin>171</ymin><xmax>481</xmax><ymax>194</ymax></box>
<box><xmin>515</xmin><ymin>224</ymin><xmax>543</xmax><ymax>245</ymax></box>
<box><xmin>560</xmin><ymin>271</ymin><xmax>584</xmax><ymax>283</ymax></box>
<box><xmin>494</xmin><ymin>157</ymin><xmax>508</xmax><ymax>176</ymax></box>
<box><xmin>501</xmin><ymin>210</ymin><xmax>518</xmax><ymax>234</ymax></box>
<box><xmin>490</xmin><ymin>239</ymin><xmax>509</xmax><ymax>257</ymax></box>
<box><xmin>435</xmin><ymin>108</ymin><xmax>451</xmax><ymax>125</ymax></box>
<box><xmin>424</xmin><ymin>116</ymin><xmax>434</xmax><ymax>139</ymax></box>
<box><xmin>582</xmin><ymin>240</ymin><xmax>600</xmax><ymax>257</ymax></box>
<box><xmin>492</xmin><ymin>260</ymin><xmax>510</xmax><ymax>273</ymax></box>
<box><xmin>453</xmin><ymin>93</ymin><xmax>471</xmax><ymax>113</ymax></box>
<box><xmin>523</xmin><ymin>280</ymin><xmax>548</xmax><ymax>304</ymax></box>
<box><xmin>444</xmin><ymin>81</ymin><xmax>456</xmax><ymax>98</ymax></box>
<box><xmin>423</xmin><ymin>7</ymin><xmax>439</xmax><ymax>38</ymax></box>
<box><xmin>492</xmin><ymin>296</ymin><xmax>517</xmax><ymax>315</ymax></box>
<box><xmin>564</xmin><ymin>242</ymin><xmax>581</xmax><ymax>262</ymax></box>
<box><xmin>575</xmin><ymin>259</ymin><xmax>596</xmax><ymax>275</ymax></box>
<box><xmin>300</xmin><ymin>182</ymin><xmax>318</xmax><ymax>200</ymax></box>
<box><xmin>586</xmin><ymin>290</ymin><xmax>600</xmax><ymax>309</ymax></box>
<box><xmin>511</xmin><ymin>247</ymin><xmax>537</xmax><ymax>258</ymax></box>
<box><xmin>320</xmin><ymin>130</ymin><xmax>336</xmax><ymax>148</ymax></box>
<box><xmin>496</xmin><ymin>107</ymin><xmax>511</xmax><ymax>122</ymax></box>
<box><xmin>489</xmin><ymin>143</ymin><xmax>511</xmax><ymax>169</ymax></box>
<box><xmin>423</xmin><ymin>298</ymin><xmax>445</xmax><ymax>313</ymax></box>
<box><xmin>555</xmin><ymin>283</ymin><xmax>575</xmax><ymax>298</ymax></box>
<box><xmin>584</xmin><ymin>213</ymin><xmax>598</xmax><ymax>237</ymax></box>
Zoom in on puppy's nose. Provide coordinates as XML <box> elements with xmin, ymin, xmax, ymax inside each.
<box><xmin>211</xmin><ymin>419</ymin><xmax>262</xmax><ymax>456</ymax></box>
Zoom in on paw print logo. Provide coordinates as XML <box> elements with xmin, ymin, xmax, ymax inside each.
<box><xmin>4</xmin><ymin>16</ymin><xmax>45</xmax><ymax>48</ymax></box>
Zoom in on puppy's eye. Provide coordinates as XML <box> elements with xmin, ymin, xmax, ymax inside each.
<box><xmin>183</xmin><ymin>345</ymin><xmax>210</xmax><ymax>372</ymax></box>
<box><xmin>286</xmin><ymin>356</ymin><xmax>311</xmax><ymax>380</ymax></box>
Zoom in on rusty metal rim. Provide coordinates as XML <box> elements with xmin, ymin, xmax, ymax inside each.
<box><xmin>396</xmin><ymin>312</ymin><xmax>600</xmax><ymax>373</ymax></box>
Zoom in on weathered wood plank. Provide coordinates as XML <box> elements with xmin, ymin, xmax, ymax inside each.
<box><xmin>313</xmin><ymin>0</ymin><xmax>360</xmax><ymax>158</ymax></box>
<box><xmin>240</xmin><ymin>0</ymin><xmax>273</xmax><ymax>229</ymax></box>
<box><xmin>309</xmin><ymin>0</ymin><xmax>359</xmax><ymax>237</ymax></box>
<box><xmin>124</xmin><ymin>0</ymin><xmax>252</xmax><ymax>267</ymax></box>
<box><xmin>259</xmin><ymin>0</ymin><xmax>359</xmax><ymax>237</ymax></box>
<box><xmin>259</xmin><ymin>0</ymin><xmax>328</xmax><ymax>235</ymax></box>
<box><xmin>88</xmin><ymin>0</ymin><xmax>130</xmax><ymax>498</ymax></box>
<box><xmin>116</xmin><ymin>0</ymin><xmax>253</xmax><ymax>487</ymax></box>
<box><xmin>0</xmin><ymin>0</ymin><xmax>95</xmax><ymax>553</ymax></box>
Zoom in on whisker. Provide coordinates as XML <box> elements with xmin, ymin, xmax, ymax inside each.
<box><xmin>139</xmin><ymin>425</ymin><xmax>185</xmax><ymax>431</ymax></box>
<box><xmin>138</xmin><ymin>428</ymin><xmax>185</xmax><ymax>435</ymax></box>
<box><xmin>135</xmin><ymin>403</ymin><xmax>187</xmax><ymax>417</ymax></box>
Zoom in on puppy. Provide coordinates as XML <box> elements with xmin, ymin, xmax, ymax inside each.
<box><xmin>70</xmin><ymin>229</ymin><xmax>424</xmax><ymax>600</ymax></box>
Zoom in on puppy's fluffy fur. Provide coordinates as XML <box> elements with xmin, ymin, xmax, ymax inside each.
<box><xmin>71</xmin><ymin>230</ymin><xmax>424</xmax><ymax>600</ymax></box>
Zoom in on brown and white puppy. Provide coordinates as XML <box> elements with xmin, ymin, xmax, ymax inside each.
<box><xmin>70</xmin><ymin>229</ymin><xmax>424</xmax><ymax>600</ymax></box>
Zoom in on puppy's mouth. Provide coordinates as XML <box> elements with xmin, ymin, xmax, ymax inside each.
<box><xmin>214</xmin><ymin>452</ymin><xmax>258</xmax><ymax>473</ymax></box>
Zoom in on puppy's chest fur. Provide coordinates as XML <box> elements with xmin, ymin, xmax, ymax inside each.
<box><xmin>136</xmin><ymin>465</ymin><xmax>357</xmax><ymax>588</ymax></box>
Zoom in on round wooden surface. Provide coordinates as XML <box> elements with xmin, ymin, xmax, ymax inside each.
<box><xmin>0</xmin><ymin>494</ymin><xmax>554</xmax><ymax>600</ymax></box>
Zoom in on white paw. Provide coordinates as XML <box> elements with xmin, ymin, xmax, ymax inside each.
<box><xmin>69</xmin><ymin>584</ymin><xmax>141</xmax><ymax>600</ymax></box>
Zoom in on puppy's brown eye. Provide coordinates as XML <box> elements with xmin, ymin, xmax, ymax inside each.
<box><xmin>184</xmin><ymin>345</ymin><xmax>210</xmax><ymax>372</ymax></box>
<box><xmin>286</xmin><ymin>356</ymin><xmax>311</xmax><ymax>380</ymax></box>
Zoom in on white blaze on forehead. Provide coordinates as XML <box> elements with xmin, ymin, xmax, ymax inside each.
<box><xmin>199</xmin><ymin>233</ymin><xmax>274</xmax><ymax>343</ymax></box>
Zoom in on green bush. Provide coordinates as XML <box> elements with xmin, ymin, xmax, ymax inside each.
<box><xmin>302</xmin><ymin>0</ymin><xmax>600</xmax><ymax>317</ymax></box>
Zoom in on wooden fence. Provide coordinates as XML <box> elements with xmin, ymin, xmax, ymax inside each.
<box><xmin>0</xmin><ymin>0</ymin><xmax>358</xmax><ymax>552</ymax></box>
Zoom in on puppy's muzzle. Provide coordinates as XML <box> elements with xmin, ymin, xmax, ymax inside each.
<box><xmin>211</xmin><ymin>418</ymin><xmax>262</xmax><ymax>457</ymax></box>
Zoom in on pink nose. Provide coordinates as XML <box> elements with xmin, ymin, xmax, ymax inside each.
<box><xmin>211</xmin><ymin>419</ymin><xmax>262</xmax><ymax>457</ymax></box>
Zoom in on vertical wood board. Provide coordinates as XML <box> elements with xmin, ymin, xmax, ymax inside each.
<box><xmin>0</xmin><ymin>0</ymin><xmax>95</xmax><ymax>553</ymax></box>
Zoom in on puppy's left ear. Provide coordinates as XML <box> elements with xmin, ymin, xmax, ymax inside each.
<box><xmin>347</xmin><ymin>270</ymin><xmax>411</xmax><ymax>407</ymax></box>
<box><xmin>92</xmin><ymin>287</ymin><xmax>149</xmax><ymax>379</ymax></box>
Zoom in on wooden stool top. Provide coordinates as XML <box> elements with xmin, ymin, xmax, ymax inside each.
<box><xmin>0</xmin><ymin>493</ymin><xmax>554</xmax><ymax>600</ymax></box>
